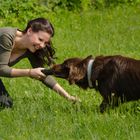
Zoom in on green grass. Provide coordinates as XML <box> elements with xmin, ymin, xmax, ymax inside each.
<box><xmin>0</xmin><ymin>5</ymin><xmax>140</xmax><ymax>140</ymax></box>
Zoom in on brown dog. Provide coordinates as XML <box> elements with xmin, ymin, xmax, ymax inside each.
<box><xmin>42</xmin><ymin>55</ymin><xmax>140</xmax><ymax>112</ymax></box>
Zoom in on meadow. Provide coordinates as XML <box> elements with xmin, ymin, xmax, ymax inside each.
<box><xmin>0</xmin><ymin>5</ymin><xmax>140</xmax><ymax>140</ymax></box>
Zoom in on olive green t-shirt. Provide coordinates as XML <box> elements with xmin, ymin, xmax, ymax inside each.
<box><xmin>0</xmin><ymin>27</ymin><xmax>57</xmax><ymax>88</ymax></box>
<box><xmin>0</xmin><ymin>27</ymin><xmax>45</xmax><ymax>76</ymax></box>
<box><xmin>0</xmin><ymin>27</ymin><xmax>45</xmax><ymax>77</ymax></box>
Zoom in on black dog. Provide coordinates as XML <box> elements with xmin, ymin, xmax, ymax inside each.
<box><xmin>42</xmin><ymin>55</ymin><xmax>140</xmax><ymax>112</ymax></box>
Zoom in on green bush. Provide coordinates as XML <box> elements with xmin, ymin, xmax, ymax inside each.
<box><xmin>43</xmin><ymin>0</ymin><xmax>82</xmax><ymax>11</ymax></box>
<box><xmin>0</xmin><ymin>0</ymin><xmax>48</xmax><ymax>26</ymax></box>
<box><xmin>43</xmin><ymin>0</ymin><xmax>140</xmax><ymax>10</ymax></box>
<box><xmin>95</xmin><ymin>0</ymin><xmax>140</xmax><ymax>8</ymax></box>
<box><xmin>0</xmin><ymin>0</ymin><xmax>140</xmax><ymax>18</ymax></box>
<box><xmin>0</xmin><ymin>0</ymin><xmax>140</xmax><ymax>26</ymax></box>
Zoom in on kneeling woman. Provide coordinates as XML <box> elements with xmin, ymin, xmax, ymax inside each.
<box><xmin>0</xmin><ymin>17</ymin><xmax>79</xmax><ymax>107</ymax></box>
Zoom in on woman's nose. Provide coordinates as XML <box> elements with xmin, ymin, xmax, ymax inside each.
<box><xmin>40</xmin><ymin>42</ymin><xmax>45</xmax><ymax>48</ymax></box>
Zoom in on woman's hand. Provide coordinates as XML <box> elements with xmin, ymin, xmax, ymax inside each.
<box><xmin>67</xmin><ymin>95</ymin><xmax>81</xmax><ymax>103</ymax></box>
<box><xmin>29</xmin><ymin>68</ymin><xmax>46</xmax><ymax>80</ymax></box>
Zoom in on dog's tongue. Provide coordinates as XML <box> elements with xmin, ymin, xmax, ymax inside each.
<box><xmin>41</xmin><ymin>69</ymin><xmax>53</xmax><ymax>75</ymax></box>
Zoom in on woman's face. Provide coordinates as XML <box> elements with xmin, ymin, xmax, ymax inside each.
<box><xmin>27</xmin><ymin>28</ymin><xmax>51</xmax><ymax>53</ymax></box>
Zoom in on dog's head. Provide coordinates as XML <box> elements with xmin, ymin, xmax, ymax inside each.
<box><xmin>42</xmin><ymin>55</ymin><xmax>115</xmax><ymax>89</ymax></box>
<box><xmin>42</xmin><ymin>55</ymin><xmax>93</xmax><ymax>88</ymax></box>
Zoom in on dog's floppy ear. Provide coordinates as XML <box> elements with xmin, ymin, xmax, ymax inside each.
<box><xmin>68</xmin><ymin>65</ymin><xmax>86</xmax><ymax>84</ymax></box>
<box><xmin>68</xmin><ymin>55</ymin><xmax>93</xmax><ymax>84</ymax></box>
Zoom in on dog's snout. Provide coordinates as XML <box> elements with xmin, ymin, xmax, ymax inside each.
<box><xmin>41</xmin><ymin>69</ymin><xmax>53</xmax><ymax>75</ymax></box>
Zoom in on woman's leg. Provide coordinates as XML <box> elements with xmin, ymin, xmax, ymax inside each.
<box><xmin>0</xmin><ymin>79</ymin><xmax>13</xmax><ymax>108</ymax></box>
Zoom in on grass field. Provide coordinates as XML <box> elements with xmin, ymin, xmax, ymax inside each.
<box><xmin>0</xmin><ymin>5</ymin><xmax>140</xmax><ymax>140</ymax></box>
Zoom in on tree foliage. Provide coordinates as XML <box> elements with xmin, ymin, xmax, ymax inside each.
<box><xmin>0</xmin><ymin>0</ymin><xmax>140</xmax><ymax>25</ymax></box>
<box><xmin>44</xmin><ymin>0</ymin><xmax>140</xmax><ymax>10</ymax></box>
<box><xmin>0</xmin><ymin>0</ymin><xmax>48</xmax><ymax>26</ymax></box>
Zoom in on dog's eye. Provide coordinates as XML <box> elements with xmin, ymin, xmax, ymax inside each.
<box><xmin>62</xmin><ymin>63</ymin><xmax>67</xmax><ymax>67</ymax></box>
<box><xmin>61</xmin><ymin>64</ymin><xmax>70</xmax><ymax>71</ymax></box>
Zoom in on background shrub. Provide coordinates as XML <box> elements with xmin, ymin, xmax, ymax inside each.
<box><xmin>0</xmin><ymin>0</ymin><xmax>48</xmax><ymax>27</ymax></box>
<box><xmin>0</xmin><ymin>0</ymin><xmax>140</xmax><ymax>22</ymax></box>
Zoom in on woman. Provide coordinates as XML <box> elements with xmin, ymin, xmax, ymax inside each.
<box><xmin>0</xmin><ymin>17</ymin><xmax>80</xmax><ymax>108</ymax></box>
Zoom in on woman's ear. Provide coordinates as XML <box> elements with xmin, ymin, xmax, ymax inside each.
<box><xmin>27</xmin><ymin>27</ymin><xmax>33</xmax><ymax>35</ymax></box>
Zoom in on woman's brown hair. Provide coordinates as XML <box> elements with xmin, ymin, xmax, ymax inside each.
<box><xmin>23</xmin><ymin>17</ymin><xmax>56</xmax><ymax>66</ymax></box>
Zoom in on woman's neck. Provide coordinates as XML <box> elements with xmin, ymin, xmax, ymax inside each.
<box><xmin>13</xmin><ymin>30</ymin><xmax>28</xmax><ymax>52</ymax></box>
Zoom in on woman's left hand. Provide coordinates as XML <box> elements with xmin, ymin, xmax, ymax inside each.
<box><xmin>67</xmin><ymin>95</ymin><xmax>81</xmax><ymax>103</ymax></box>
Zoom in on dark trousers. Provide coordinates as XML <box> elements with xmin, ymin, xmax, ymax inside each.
<box><xmin>0</xmin><ymin>79</ymin><xmax>13</xmax><ymax>108</ymax></box>
<box><xmin>0</xmin><ymin>79</ymin><xmax>9</xmax><ymax>96</ymax></box>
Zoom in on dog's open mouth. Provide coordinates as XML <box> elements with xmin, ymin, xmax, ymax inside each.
<box><xmin>55</xmin><ymin>73</ymin><xmax>68</xmax><ymax>78</ymax></box>
<box><xmin>41</xmin><ymin>69</ymin><xmax>53</xmax><ymax>75</ymax></box>
<box><xmin>41</xmin><ymin>69</ymin><xmax>67</xmax><ymax>78</ymax></box>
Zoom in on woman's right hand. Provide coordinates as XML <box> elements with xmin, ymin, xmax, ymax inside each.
<box><xmin>29</xmin><ymin>68</ymin><xmax>46</xmax><ymax>80</ymax></box>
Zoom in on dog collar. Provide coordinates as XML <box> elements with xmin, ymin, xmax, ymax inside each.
<box><xmin>87</xmin><ymin>59</ymin><xmax>94</xmax><ymax>88</ymax></box>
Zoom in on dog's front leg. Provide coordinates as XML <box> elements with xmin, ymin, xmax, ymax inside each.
<box><xmin>99</xmin><ymin>99</ymin><xmax>110</xmax><ymax>113</ymax></box>
<box><xmin>100</xmin><ymin>93</ymin><xmax>120</xmax><ymax>113</ymax></box>
<box><xmin>98</xmin><ymin>87</ymin><xmax>111</xmax><ymax>113</ymax></box>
